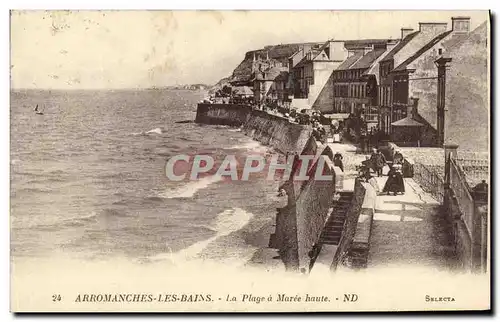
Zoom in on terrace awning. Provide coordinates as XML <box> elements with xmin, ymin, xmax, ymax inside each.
<box><xmin>391</xmin><ymin>117</ymin><xmax>424</xmax><ymax>127</ymax></box>
<box><xmin>323</xmin><ymin>113</ymin><xmax>351</xmax><ymax>120</ymax></box>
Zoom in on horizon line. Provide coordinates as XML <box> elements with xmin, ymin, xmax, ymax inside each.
<box><xmin>10</xmin><ymin>86</ymin><xmax>213</xmax><ymax>91</ymax></box>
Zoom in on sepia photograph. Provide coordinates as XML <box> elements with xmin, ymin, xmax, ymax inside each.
<box><xmin>9</xmin><ymin>9</ymin><xmax>491</xmax><ymax>312</ymax></box>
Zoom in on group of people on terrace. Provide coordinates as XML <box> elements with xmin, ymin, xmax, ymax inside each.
<box><xmin>358</xmin><ymin>148</ymin><xmax>406</xmax><ymax>196</ymax></box>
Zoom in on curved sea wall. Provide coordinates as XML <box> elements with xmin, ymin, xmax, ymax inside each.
<box><xmin>196</xmin><ymin>104</ymin><xmax>313</xmax><ymax>154</ymax></box>
<box><xmin>242</xmin><ymin>110</ymin><xmax>313</xmax><ymax>154</ymax></box>
<box><xmin>196</xmin><ymin>103</ymin><xmax>348</xmax><ymax>273</ymax></box>
<box><xmin>195</xmin><ymin>103</ymin><xmax>251</xmax><ymax>126</ymax></box>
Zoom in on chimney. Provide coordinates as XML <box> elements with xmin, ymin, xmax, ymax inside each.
<box><xmin>401</xmin><ymin>28</ymin><xmax>414</xmax><ymax>39</ymax></box>
<box><xmin>418</xmin><ymin>22</ymin><xmax>448</xmax><ymax>34</ymax></box>
<box><xmin>388</xmin><ymin>39</ymin><xmax>399</xmax><ymax>50</ymax></box>
<box><xmin>452</xmin><ymin>16</ymin><xmax>470</xmax><ymax>33</ymax></box>
<box><xmin>328</xmin><ymin>41</ymin><xmax>348</xmax><ymax>62</ymax></box>
<box><xmin>363</xmin><ymin>45</ymin><xmax>374</xmax><ymax>55</ymax></box>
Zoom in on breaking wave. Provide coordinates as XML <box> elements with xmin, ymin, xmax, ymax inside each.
<box><xmin>151</xmin><ymin>208</ymin><xmax>254</xmax><ymax>263</ymax></box>
<box><xmin>159</xmin><ymin>175</ymin><xmax>223</xmax><ymax>199</ymax></box>
<box><xmin>131</xmin><ymin>127</ymin><xmax>163</xmax><ymax>136</ymax></box>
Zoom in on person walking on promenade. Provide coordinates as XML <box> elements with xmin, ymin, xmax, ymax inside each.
<box><xmin>361</xmin><ymin>167</ymin><xmax>380</xmax><ymax>194</ymax></box>
<box><xmin>359</xmin><ymin>129</ymin><xmax>367</xmax><ymax>153</ymax></box>
<box><xmin>382</xmin><ymin>163</ymin><xmax>405</xmax><ymax>195</ymax></box>
<box><xmin>393</xmin><ymin>150</ymin><xmax>404</xmax><ymax>165</ymax></box>
<box><xmin>371</xmin><ymin>149</ymin><xmax>386</xmax><ymax>177</ymax></box>
<box><xmin>333</xmin><ymin>152</ymin><xmax>344</xmax><ymax>172</ymax></box>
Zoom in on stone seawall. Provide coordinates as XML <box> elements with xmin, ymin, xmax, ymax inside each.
<box><xmin>195</xmin><ymin>103</ymin><xmax>344</xmax><ymax>273</ymax></box>
<box><xmin>242</xmin><ymin>110</ymin><xmax>313</xmax><ymax>154</ymax></box>
<box><xmin>195</xmin><ymin>104</ymin><xmax>313</xmax><ymax>154</ymax></box>
<box><xmin>294</xmin><ymin>145</ymin><xmax>336</xmax><ymax>272</ymax></box>
<box><xmin>195</xmin><ymin>103</ymin><xmax>251</xmax><ymax>126</ymax></box>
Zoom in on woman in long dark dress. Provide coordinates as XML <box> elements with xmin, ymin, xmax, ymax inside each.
<box><xmin>333</xmin><ymin>152</ymin><xmax>344</xmax><ymax>172</ymax></box>
<box><xmin>382</xmin><ymin>164</ymin><xmax>405</xmax><ymax>195</ymax></box>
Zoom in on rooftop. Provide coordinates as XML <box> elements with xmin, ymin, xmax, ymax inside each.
<box><xmin>343</xmin><ymin>38</ymin><xmax>395</xmax><ymax>49</ymax></box>
<box><xmin>295</xmin><ymin>49</ymin><xmax>323</xmax><ymax>68</ymax></box>
<box><xmin>391</xmin><ymin>117</ymin><xmax>424</xmax><ymax>127</ymax></box>
<box><xmin>392</xmin><ymin>31</ymin><xmax>453</xmax><ymax>72</ymax></box>
<box><xmin>350</xmin><ymin>48</ymin><xmax>387</xmax><ymax>69</ymax></box>
<box><xmin>380</xmin><ymin>31</ymin><xmax>420</xmax><ymax>63</ymax></box>
<box><xmin>337</xmin><ymin>52</ymin><xmax>363</xmax><ymax>70</ymax></box>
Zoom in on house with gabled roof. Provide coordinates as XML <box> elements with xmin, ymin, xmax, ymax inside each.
<box><xmin>252</xmin><ymin>65</ymin><xmax>289</xmax><ymax>106</ymax></box>
<box><xmin>387</xmin><ymin>17</ymin><xmax>486</xmax><ymax>147</ymax></box>
<box><xmin>443</xmin><ymin>20</ymin><xmax>488</xmax><ymax>152</ymax></box>
<box><xmin>289</xmin><ymin>40</ymin><xmax>350</xmax><ymax>111</ymax></box>
<box><xmin>389</xmin><ymin>18</ymin><xmax>488</xmax><ymax>150</ymax></box>
<box><xmin>377</xmin><ymin>21</ymin><xmax>456</xmax><ymax>135</ymax></box>
<box><xmin>330</xmin><ymin>39</ymin><xmax>399</xmax><ymax>131</ymax></box>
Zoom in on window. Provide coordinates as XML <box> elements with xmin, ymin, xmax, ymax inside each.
<box><xmin>438</xmin><ymin>48</ymin><xmax>443</xmax><ymax>55</ymax></box>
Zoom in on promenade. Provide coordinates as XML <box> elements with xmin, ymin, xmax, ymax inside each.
<box><xmin>327</xmin><ymin>142</ymin><xmax>457</xmax><ymax>271</ymax></box>
<box><xmin>368</xmin><ymin>177</ymin><xmax>457</xmax><ymax>270</ymax></box>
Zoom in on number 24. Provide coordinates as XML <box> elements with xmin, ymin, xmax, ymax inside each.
<box><xmin>52</xmin><ymin>294</ymin><xmax>61</xmax><ymax>302</ymax></box>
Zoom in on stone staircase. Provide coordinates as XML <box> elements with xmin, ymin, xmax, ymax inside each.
<box><xmin>318</xmin><ymin>192</ymin><xmax>354</xmax><ymax>245</ymax></box>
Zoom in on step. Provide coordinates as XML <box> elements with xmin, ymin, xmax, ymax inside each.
<box><xmin>320</xmin><ymin>239</ymin><xmax>341</xmax><ymax>245</ymax></box>
<box><xmin>321</xmin><ymin>231</ymin><xmax>342</xmax><ymax>236</ymax></box>
<box><xmin>325</xmin><ymin>223</ymin><xmax>344</xmax><ymax>228</ymax></box>
<box><xmin>321</xmin><ymin>234</ymin><xmax>342</xmax><ymax>239</ymax></box>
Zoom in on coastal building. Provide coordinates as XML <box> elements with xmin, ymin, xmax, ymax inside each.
<box><xmin>229</xmin><ymin>42</ymin><xmax>323</xmax><ymax>88</ymax></box>
<box><xmin>378</xmin><ymin>21</ymin><xmax>455</xmax><ymax>135</ymax></box>
<box><xmin>387</xmin><ymin>17</ymin><xmax>483</xmax><ymax>147</ymax></box>
<box><xmin>253</xmin><ymin>67</ymin><xmax>289</xmax><ymax>106</ymax></box>
<box><xmin>289</xmin><ymin>40</ymin><xmax>350</xmax><ymax>111</ymax></box>
<box><xmin>330</xmin><ymin>39</ymin><xmax>399</xmax><ymax>130</ymax></box>
<box><xmin>388</xmin><ymin>19</ymin><xmax>488</xmax><ymax>149</ymax></box>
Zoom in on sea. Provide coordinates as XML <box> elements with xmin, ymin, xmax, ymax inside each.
<box><xmin>10</xmin><ymin>89</ymin><xmax>281</xmax><ymax>270</ymax></box>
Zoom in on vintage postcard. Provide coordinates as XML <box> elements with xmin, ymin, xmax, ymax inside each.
<box><xmin>10</xmin><ymin>10</ymin><xmax>491</xmax><ymax>312</ymax></box>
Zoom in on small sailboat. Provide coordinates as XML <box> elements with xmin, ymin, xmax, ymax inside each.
<box><xmin>34</xmin><ymin>104</ymin><xmax>44</xmax><ymax>115</ymax></box>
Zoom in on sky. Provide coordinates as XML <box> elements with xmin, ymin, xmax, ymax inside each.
<box><xmin>10</xmin><ymin>10</ymin><xmax>489</xmax><ymax>90</ymax></box>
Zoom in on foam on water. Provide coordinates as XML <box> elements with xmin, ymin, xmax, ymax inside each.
<box><xmin>228</xmin><ymin>140</ymin><xmax>268</xmax><ymax>153</ymax></box>
<box><xmin>159</xmin><ymin>175</ymin><xmax>223</xmax><ymax>199</ymax></box>
<box><xmin>146</xmin><ymin>127</ymin><xmax>163</xmax><ymax>135</ymax></box>
<box><xmin>131</xmin><ymin>127</ymin><xmax>163</xmax><ymax>136</ymax></box>
<box><xmin>151</xmin><ymin>207</ymin><xmax>254</xmax><ymax>264</ymax></box>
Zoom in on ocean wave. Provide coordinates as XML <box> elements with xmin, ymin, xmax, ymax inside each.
<box><xmin>227</xmin><ymin>128</ymin><xmax>242</xmax><ymax>132</ymax></box>
<box><xmin>158</xmin><ymin>175</ymin><xmax>222</xmax><ymax>199</ymax></box>
<box><xmin>60</xmin><ymin>208</ymin><xmax>128</xmax><ymax>228</ymax></box>
<box><xmin>150</xmin><ymin>207</ymin><xmax>254</xmax><ymax>263</ymax></box>
<box><xmin>34</xmin><ymin>211</ymin><xmax>102</xmax><ymax>230</ymax></box>
<box><xmin>146</xmin><ymin>127</ymin><xmax>163</xmax><ymax>135</ymax></box>
<box><xmin>227</xmin><ymin>140</ymin><xmax>268</xmax><ymax>153</ymax></box>
<box><xmin>25</xmin><ymin>177</ymin><xmax>67</xmax><ymax>184</ymax></box>
<box><xmin>19</xmin><ymin>187</ymin><xmax>53</xmax><ymax>193</ymax></box>
<box><xmin>131</xmin><ymin>127</ymin><xmax>164</xmax><ymax>136</ymax></box>
<box><xmin>143</xmin><ymin>196</ymin><xmax>165</xmax><ymax>202</ymax></box>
